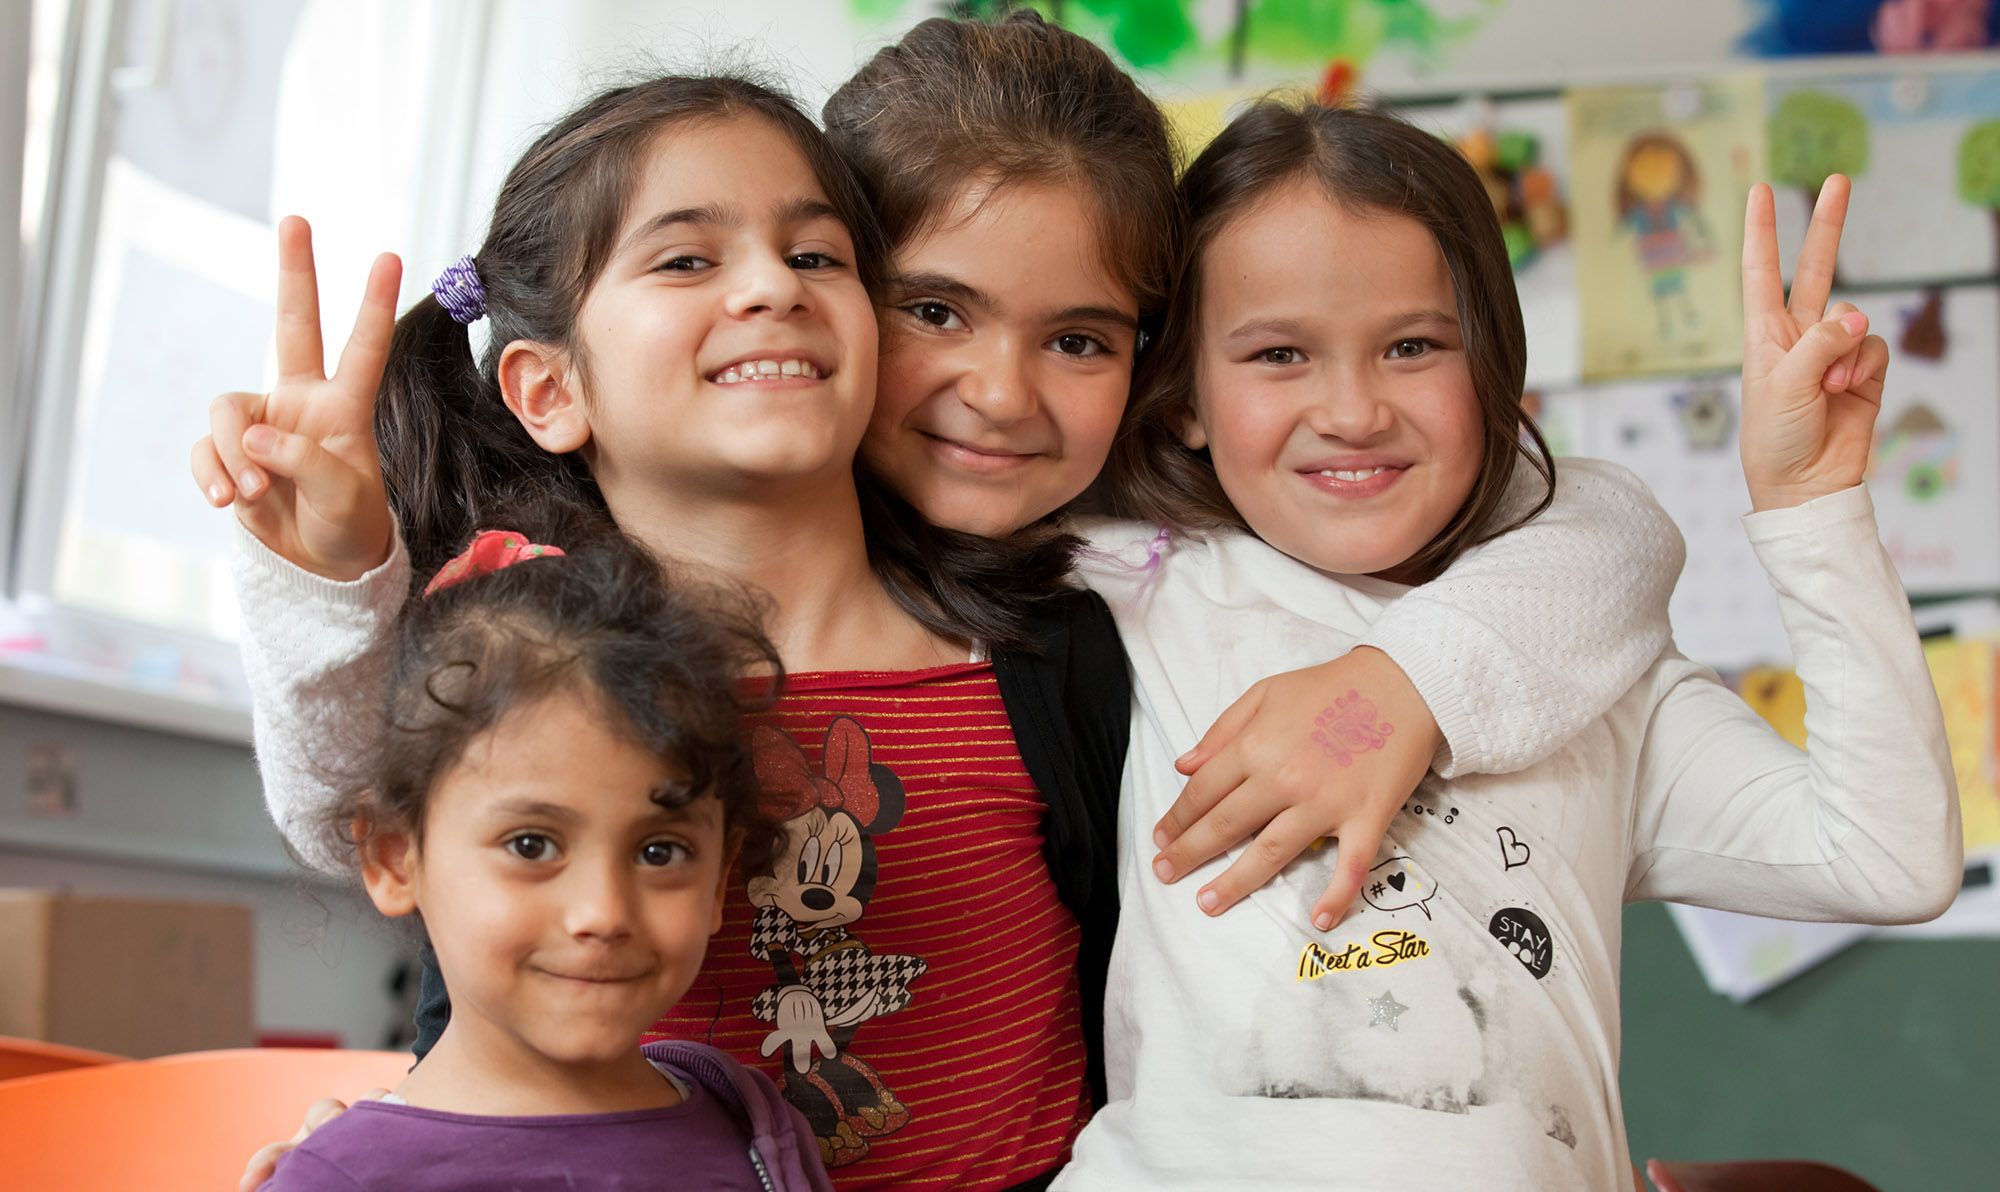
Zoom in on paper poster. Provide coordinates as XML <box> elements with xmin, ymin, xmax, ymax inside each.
<box><xmin>1768</xmin><ymin>70</ymin><xmax>2000</xmax><ymax>287</ymax></box>
<box><xmin>1539</xmin><ymin>379</ymin><xmax>1795</xmax><ymax>670</ymax></box>
<box><xmin>1398</xmin><ymin>97</ymin><xmax>1581</xmax><ymax>389</ymax></box>
<box><xmin>1733</xmin><ymin>628</ymin><xmax>2000</xmax><ymax>856</ymax></box>
<box><xmin>1841</xmin><ymin>285</ymin><xmax>2000</xmax><ymax>594</ymax></box>
<box><xmin>1666</xmin><ymin>902</ymin><xmax>1869</xmax><ymax>1002</ymax></box>
<box><xmin>1569</xmin><ymin>77</ymin><xmax>1765</xmax><ymax>380</ymax></box>
<box><xmin>1922</xmin><ymin>636</ymin><xmax>2000</xmax><ymax>853</ymax></box>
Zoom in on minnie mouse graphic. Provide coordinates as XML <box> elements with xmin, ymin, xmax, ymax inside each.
<box><xmin>747</xmin><ymin>715</ymin><xmax>927</xmax><ymax>1169</ymax></box>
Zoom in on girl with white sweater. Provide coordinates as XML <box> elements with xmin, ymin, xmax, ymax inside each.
<box><xmin>1056</xmin><ymin>101</ymin><xmax>1961</xmax><ymax>1190</ymax></box>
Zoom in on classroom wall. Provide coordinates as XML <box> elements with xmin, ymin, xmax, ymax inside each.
<box><xmin>0</xmin><ymin>705</ymin><xmax>408</xmax><ymax>1051</ymax></box>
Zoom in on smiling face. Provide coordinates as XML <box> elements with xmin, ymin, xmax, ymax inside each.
<box><xmin>1188</xmin><ymin>181</ymin><xmax>1483</xmax><ymax>582</ymax></box>
<box><xmin>569</xmin><ymin>113</ymin><xmax>881</xmax><ymax>507</ymax></box>
<box><xmin>863</xmin><ymin>178</ymin><xmax>1139</xmax><ymax>536</ymax></box>
<box><xmin>370</xmin><ymin>689</ymin><xmax>733</xmax><ymax>1070</ymax></box>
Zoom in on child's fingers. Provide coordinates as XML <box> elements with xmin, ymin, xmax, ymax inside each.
<box><xmin>209</xmin><ymin>391</ymin><xmax>268</xmax><ymax>501</ymax></box>
<box><xmin>238</xmin><ymin>1140</ymin><xmax>293</xmax><ymax>1191</ymax></box>
<box><xmin>1786</xmin><ymin>175</ymin><xmax>1851</xmax><ymax>326</ymax></box>
<box><xmin>190</xmin><ymin>436</ymin><xmax>235</xmax><ymax>506</ymax></box>
<box><xmin>331</xmin><ymin>252</ymin><xmax>403</xmax><ymax>404</ymax></box>
<box><xmin>1191</xmin><ymin>806</ymin><xmax>1320</xmax><ymax>917</ymax></box>
<box><xmin>1848</xmin><ymin>335</ymin><xmax>1891</xmax><ymax>404</ymax></box>
<box><xmin>1172</xmin><ymin>679</ymin><xmax>1264</xmax><ymax>780</ymax></box>
<box><xmin>1155</xmin><ymin>739</ymin><xmax>1253</xmax><ymax>860</ymax></box>
<box><xmin>1772</xmin><ymin>310</ymin><xmax>1868</xmax><ymax>399</ymax></box>
<box><xmin>1152</xmin><ymin>755</ymin><xmax>1270</xmax><ymax>885</ymax></box>
<box><xmin>241</xmin><ymin>425</ymin><xmax>344</xmax><ymax>504</ymax></box>
<box><xmin>275</xmin><ymin>216</ymin><xmax>327</xmax><ymax>382</ymax></box>
<box><xmin>1740</xmin><ymin>183</ymin><xmax>1786</xmax><ymax>332</ymax></box>
<box><xmin>1823</xmin><ymin>301</ymin><xmax>1863</xmax><ymax>391</ymax></box>
<box><xmin>1309</xmin><ymin>817</ymin><xmax>1388</xmax><ymax>932</ymax></box>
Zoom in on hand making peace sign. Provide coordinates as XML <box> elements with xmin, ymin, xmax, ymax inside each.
<box><xmin>1739</xmin><ymin>174</ymin><xmax>1891</xmax><ymax>513</ymax></box>
<box><xmin>190</xmin><ymin>216</ymin><xmax>403</xmax><ymax>580</ymax></box>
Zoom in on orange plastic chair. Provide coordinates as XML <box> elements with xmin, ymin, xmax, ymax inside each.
<box><xmin>1646</xmin><ymin>1157</ymin><xmax>1884</xmax><ymax>1192</ymax></box>
<box><xmin>0</xmin><ymin>1034</ymin><xmax>125</xmax><ymax>1082</ymax></box>
<box><xmin>0</xmin><ymin>1047</ymin><xmax>411</xmax><ymax>1191</ymax></box>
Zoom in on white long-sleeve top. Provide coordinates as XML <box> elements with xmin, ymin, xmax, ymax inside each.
<box><xmin>230</xmin><ymin>457</ymin><xmax>1685</xmax><ymax>875</ymax></box>
<box><xmin>1054</xmin><ymin>481</ymin><xmax>1961</xmax><ymax>1192</ymax></box>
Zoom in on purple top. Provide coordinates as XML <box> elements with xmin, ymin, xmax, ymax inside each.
<box><xmin>264</xmin><ymin>1043</ymin><xmax>829</xmax><ymax>1191</ymax></box>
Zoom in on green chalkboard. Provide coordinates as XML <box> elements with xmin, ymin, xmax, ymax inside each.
<box><xmin>1619</xmin><ymin>902</ymin><xmax>2000</xmax><ymax>1188</ymax></box>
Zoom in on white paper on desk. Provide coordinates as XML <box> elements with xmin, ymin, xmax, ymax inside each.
<box><xmin>1882</xmin><ymin>847</ymin><xmax>2000</xmax><ymax>940</ymax></box>
<box><xmin>1666</xmin><ymin>903</ymin><xmax>1871</xmax><ymax>1002</ymax></box>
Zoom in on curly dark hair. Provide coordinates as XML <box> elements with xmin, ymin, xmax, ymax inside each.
<box><xmin>316</xmin><ymin>502</ymin><xmax>783</xmax><ymax>877</ymax></box>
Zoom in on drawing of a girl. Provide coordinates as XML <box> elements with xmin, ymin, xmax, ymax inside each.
<box><xmin>1615</xmin><ymin>131</ymin><xmax>1712</xmax><ymax>337</ymax></box>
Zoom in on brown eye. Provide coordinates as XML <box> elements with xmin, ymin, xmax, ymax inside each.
<box><xmin>1389</xmin><ymin>339</ymin><xmax>1432</xmax><ymax>359</ymax></box>
<box><xmin>905</xmin><ymin>301</ymin><xmax>962</xmax><ymax>330</ymax></box>
<box><xmin>639</xmin><ymin>840</ymin><xmax>691</xmax><ymax>868</ymax></box>
<box><xmin>1259</xmin><ymin>347</ymin><xmax>1300</xmax><ymax>365</ymax></box>
<box><xmin>506</xmin><ymin>834</ymin><xmax>553</xmax><ymax>861</ymax></box>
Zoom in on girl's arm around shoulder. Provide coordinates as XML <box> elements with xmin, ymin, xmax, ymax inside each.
<box><xmin>1360</xmin><ymin>455</ymin><xmax>1685</xmax><ymax>777</ymax></box>
<box><xmin>1628</xmin><ymin>485</ymin><xmax>1961</xmax><ymax>924</ymax></box>
<box><xmin>233</xmin><ymin>519</ymin><xmax>410</xmax><ymax>873</ymax></box>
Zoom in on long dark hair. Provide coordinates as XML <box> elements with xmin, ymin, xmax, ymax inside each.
<box><xmin>375</xmin><ymin>72</ymin><xmax>1062</xmax><ymax>652</ymax></box>
<box><xmin>1108</xmin><ymin>99</ymin><xmax>1554</xmax><ymax>584</ymax></box>
<box><xmin>821</xmin><ymin>11</ymin><xmax>1185</xmax><ymax>618</ymax></box>
<box><xmin>316</xmin><ymin>504</ymin><xmax>782</xmax><ymax>876</ymax></box>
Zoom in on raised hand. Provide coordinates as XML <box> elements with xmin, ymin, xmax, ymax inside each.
<box><xmin>1150</xmin><ymin>647</ymin><xmax>1440</xmax><ymax>930</ymax></box>
<box><xmin>191</xmin><ymin>216</ymin><xmax>402</xmax><ymax>580</ymax></box>
<box><xmin>1739</xmin><ymin>176</ymin><xmax>1889</xmax><ymax>512</ymax></box>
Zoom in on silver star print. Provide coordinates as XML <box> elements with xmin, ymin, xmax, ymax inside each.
<box><xmin>1367</xmin><ymin>989</ymin><xmax>1408</xmax><ymax>1031</ymax></box>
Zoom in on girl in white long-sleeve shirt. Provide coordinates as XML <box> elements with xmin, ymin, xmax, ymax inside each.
<box><xmin>1054</xmin><ymin>101</ymin><xmax>1961</xmax><ymax>1191</ymax></box>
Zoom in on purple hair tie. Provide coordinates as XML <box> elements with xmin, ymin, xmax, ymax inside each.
<box><xmin>432</xmin><ymin>255</ymin><xmax>487</xmax><ymax>325</ymax></box>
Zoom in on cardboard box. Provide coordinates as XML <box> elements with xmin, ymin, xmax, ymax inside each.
<box><xmin>0</xmin><ymin>890</ymin><xmax>253</xmax><ymax>1057</ymax></box>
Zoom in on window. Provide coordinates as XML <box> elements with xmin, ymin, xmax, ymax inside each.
<box><xmin>4</xmin><ymin>0</ymin><xmax>490</xmax><ymax>738</ymax></box>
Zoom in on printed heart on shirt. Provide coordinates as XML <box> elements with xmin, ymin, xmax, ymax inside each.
<box><xmin>1497</xmin><ymin>827</ymin><xmax>1531</xmax><ymax>871</ymax></box>
<box><xmin>1387</xmin><ymin>872</ymin><xmax>1407</xmax><ymax>892</ymax></box>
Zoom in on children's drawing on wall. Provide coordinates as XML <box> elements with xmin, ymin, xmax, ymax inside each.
<box><xmin>1848</xmin><ymin>285</ymin><xmax>2000</xmax><ymax>593</ymax></box>
<box><xmin>1538</xmin><ymin>380</ymin><xmax>1794</xmax><ymax>670</ymax></box>
<box><xmin>1768</xmin><ymin>71</ymin><xmax>2000</xmax><ymax>287</ymax></box>
<box><xmin>1570</xmin><ymin>78</ymin><xmax>1763</xmax><ymax>380</ymax></box>
<box><xmin>1400</xmin><ymin>97</ymin><xmax>1580</xmax><ymax>388</ymax></box>
<box><xmin>1616</xmin><ymin>132</ymin><xmax>1715</xmax><ymax>339</ymax></box>
<box><xmin>865</xmin><ymin>0</ymin><xmax>1488</xmax><ymax>76</ymax></box>
<box><xmin>1743</xmin><ymin>0</ymin><xmax>2000</xmax><ymax>56</ymax></box>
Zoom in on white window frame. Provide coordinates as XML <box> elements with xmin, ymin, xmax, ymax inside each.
<box><xmin>2</xmin><ymin>0</ymin><xmax>492</xmax><ymax>744</ymax></box>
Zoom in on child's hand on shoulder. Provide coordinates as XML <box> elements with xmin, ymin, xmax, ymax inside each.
<box><xmin>238</xmin><ymin>1087</ymin><xmax>388</xmax><ymax>1191</ymax></box>
<box><xmin>1739</xmin><ymin>176</ymin><xmax>1890</xmax><ymax>513</ymax></box>
<box><xmin>1152</xmin><ymin>647</ymin><xmax>1439</xmax><ymax>930</ymax></box>
<box><xmin>191</xmin><ymin>217</ymin><xmax>401</xmax><ymax>580</ymax></box>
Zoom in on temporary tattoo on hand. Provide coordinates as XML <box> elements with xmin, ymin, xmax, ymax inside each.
<box><xmin>1311</xmin><ymin>690</ymin><xmax>1394</xmax><ymax>766</ymax></box>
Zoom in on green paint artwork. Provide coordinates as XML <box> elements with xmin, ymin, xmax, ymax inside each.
<box><xmin>1769</xmin><ymin>90</ymin><xmax>1869</xmax><ymax>202</ymax></box>
<box><xmin>1961</xmin><ymin>120</ymin><xmax>2000</xmax><ymax>277</ymax></box>
<box><xmin>858</xmin><ymin>0</ymin><xmax>1485</xmax><ymax>73</ymax></box>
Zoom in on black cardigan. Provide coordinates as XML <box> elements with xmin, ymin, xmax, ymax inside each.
<box><xmin>409</xmin><ymin>587</ymin><xmax>1131</xmax><ymax>1187</ymax></box>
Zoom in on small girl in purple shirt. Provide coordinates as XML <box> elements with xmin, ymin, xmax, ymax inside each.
<box><xmin>265</xmin><ymin>512</ymin><xmax>827</xmax><ymax>1191</ymax></box>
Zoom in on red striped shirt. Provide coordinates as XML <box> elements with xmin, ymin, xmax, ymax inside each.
<box><xmin>645</xmin><ymin>662</ymin><xmax>1090</xmax><ymax>1189</ymax></box>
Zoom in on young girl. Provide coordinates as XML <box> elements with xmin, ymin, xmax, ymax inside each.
<box><xmin>204</xmin><ymin>20</ymin><xmax>1673</xmax><ymax>1191</ymax></box>
<box><xmin>820</xmin><ymin>12</ymin><xmax>1686</xmax><ymax>930</ymax></box>
<box><xmin>264</xmin><ymin>516</ymin><xmax>829</xmax><ymax>1190</ymax></box>
<box><xmin>1056</xmin><ymin>101</ymin><xmax>1961</xmax><ymax>1190</ymax></box>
